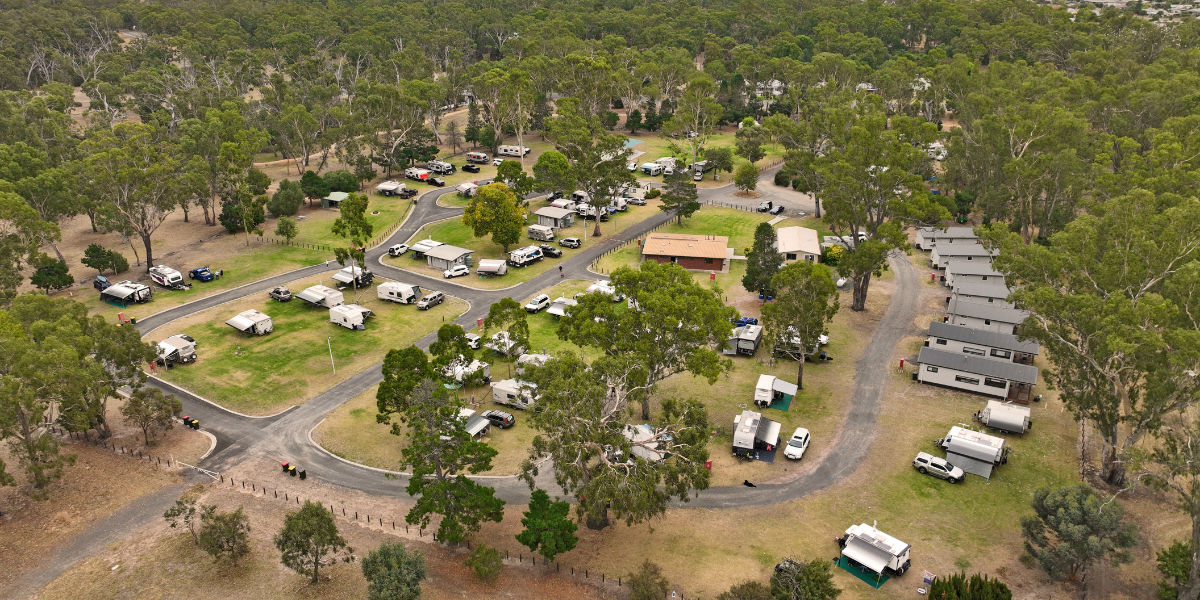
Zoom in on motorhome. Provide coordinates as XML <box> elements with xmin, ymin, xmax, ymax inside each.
<box><xmin>377</xmin><ymin>282</ymin><xmax>421</xmax><ymax>304</ymax></box>
<box><xmin>156</xmin><ymin>334</ymin><xmax>197</xmax><ymax>365</ymax></box>
<box><xmin>975</xmin><ymin>400</ymin><xmax>1033</xmax><ymax>434</ymax></box>
<box><xmin>295</xmin><ymin>285</ymin><xmax>345</xmax><ymax>308</ymax></box>
<box><xmin>507</xmin><ymin>246</ymin><xmax>544</xmax><ymax>267</ymax></box>
<box><xmin>329</xmin><ymin>304</ymin><xmax>374</xmax><ymax>330</ymax></box>
<box><xmin>490</xmin><ymin>378</ymin><xmax>538</xmax><ymax>409</ymax></box>
<box><xmin>528</xmin><ymin>224</ymin><xmax>555</xmax><ymax>241</ymax></box>
<box><xmin>404</xmin><ymin>167</ymin><xmax>430</xmax><ymax>181</ymax></box>
<box><xmin>149</xmin><ymin>265</ymin><xmax>188</xmax><ymax>290</ymax></box>
<box><xmin>837</xmin><ymin>524</ymin><xmax>912</xmax><ymax>577</ymax></box>
<box><xmin>331</xmin><ymin>266</ymin><xmax>374</xmax><ymax>287</ymax></box>
<box><xmin>936</xmin><ymin>426</ymin><xmax>1009</xmax><ymax>478</ymax></box>
<box><xmin>226</xmin><ymin>310</ymin><xmax>274</xmax><ymax>336</ymax></box>
<box><xmin>100</xmin><ymin>280</ymin><xmax>153</xmax><ymax>305</ymax></box>
<box><xmin>497</xmin><ymin>145</ymin><xmax>531</xmax><ymax>157</ymax></box>
<box><xmin>732</xmin><ymin>409</ymin><xmax>782</xmax><ymax>459</ymax></box>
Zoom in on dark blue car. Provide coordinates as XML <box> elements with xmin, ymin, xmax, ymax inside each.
<box><xmin>189</xmin><ymin>266</ymin><xmax>215</xmax><ymax>282</ymax></box>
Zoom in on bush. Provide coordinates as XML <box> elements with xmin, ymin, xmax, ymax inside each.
<box><xmin>927</xmin><ymin>572</ymin><xmax>1012</xmax><ymax>599</ymax></box>
<box><xmin>324</xmin><ymin>169</ymin><xmax>358</xmax><ymax>193</ymax></box>
<box><xmin>247</xmin><ymin>167</ymin><xmax>271</xmax><ymax>195</ymax></box>
<box><xmin>774</xmin><ymin>169</ymin><xmax>794</xmax><ymax>187</ymax></box>
<box><xmin>362</xmin><ymin>542</ymin><xmax>426</xmax><ymax>600</ymax></box>
<box><xmin>80</xmin><ymin>244</ymin><xmax>128</xmax><ymax>275</ymax></box>
<box><xmin>198</xmin><ymin>506</ymin><xmax>252</xmax><ymax>565</ymax></box>
<box><xmin>645</xmin><ymin>188</ymin><xmax>662</xmax><ymax>199</ymax></box>
<box><xmin>268</xmin><ymin>179</ymin><xmax>306</xmax><ymax>217</ymax></box>
<box><xmin>464</xmin><ymin>544</ymin><xmax>502</xmax><ymax>584</ymax></box>
<box><xmin>628</xmin><ymin>560</ymin><xmax>671</xmax><ymax>600</ymax></box>
<box><xmin>31</xmin><ymin>258</ymin><xmax>74</xmax><ymax>293</ymax></box>
<box><xmin>219</xmin><ymin>197</ymin><xmax>266</xmax><ymax>234</ymax></box>
<box><xmin>734</xmin><ymin>163</ymin><xmax>760</xmax><ymax>193</ymax></box>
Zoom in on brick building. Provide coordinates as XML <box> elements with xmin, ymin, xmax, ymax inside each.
<box><xmin>640</xmin><ymin>232</ymin><xmax>731</xmax><ymax>272</ymax></box>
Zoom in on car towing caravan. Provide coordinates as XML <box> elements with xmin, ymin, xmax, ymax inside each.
<box><xmin>329</xmin><ymin>304</ymin><xmax>374</xmax><ymax>330</ymax></box>
<box><xmin>377</xmin><ymin>282</ymin><xmax>421</xmax><ymax>304</ymax></box>
<box><xmin>226</xmin><ymin>309</ymin><xmax>274</xmax><ymax>336</ymax></box>
<box><xmin>148</xmin><ymin>265</ymin><xmax>189</xmax><ymax>290</ymax></box>
<box><xmin>936</xmin><ymin>425</ymin><xmax>1009</xmax><ymax>478</ymax></box>
<box><xmin>295</xmin><ymin>285</ymin><xmax>345</xmax><ymax>308</ymax></box>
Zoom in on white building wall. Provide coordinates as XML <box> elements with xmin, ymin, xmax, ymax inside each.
<box><xmin>917</xmin><ymin>363</ymin><xmax>1011</xmax><ymax>398</ymax></box>
<box><xmin>946</xmin><ymin>315</ymin><xmax>1019</xmax><ymax>335</ymax></box>
<box><xmin>926</xmin><ymin>337</ymin><xmax>1017</xmax><ymax>362</ymax></box>
<box><xmin>946</xmin><ymin>272</ymin><xmax>1005</xmax><ymax>288</ymax></box>
<box><xmin>951</xmin><ymin>291</ymin><xmax>1013</xmax><ymax>309</ymax></box>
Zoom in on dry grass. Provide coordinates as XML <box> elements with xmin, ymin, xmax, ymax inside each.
<box><xmin>31</xmin><ymin>485</ymin><xmax>619</xmax><ymax>600</ymax></box>
<box><xmin>147</xmin><ymin>271</ymin><xmax>468</xmax><ymax>415</ymax></box>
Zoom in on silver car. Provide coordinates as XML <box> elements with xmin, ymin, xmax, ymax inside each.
<box><xmin>912</xmin><ymin>452</ymin><xmax>964</xmax><ymax>484</ymax></box>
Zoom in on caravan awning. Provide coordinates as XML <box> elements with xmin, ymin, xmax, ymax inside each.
<box><xmin>295</xmin><ymin>288</ymin><xmax>326</xmax><ymax>304</ymax></box>
<box><xmin>226</xmin><ymin>315</ymin><xmax>256</xmax><ymax>332</ymax></box>
<box><xmin>331</xmin><ymin>267</ymin><xmax>366</xmax><ymax>284</ymax></box>
<box><xmin>547</xmin><ymin>297</ymin><xmax>577</xmax><ymax>317</ymax></box>
<box><xmin>842</xmin><ymin>538</ymin><xmax>892</xmax><ymax>575</ymax></box>
<box><xmin>947</xmin><ymin>451</ymin><xmax>994</xmax><ymax>478</ymax></box>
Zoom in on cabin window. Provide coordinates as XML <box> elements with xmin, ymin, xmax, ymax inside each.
<box><xmin>987</xmin><ymin>298</ymin><xmax>994</xmax><ymax>303</ymax></box>
<box><xmin>963</xmin><ymin>347</ymin><xmax>985</xmax><ymax>356</ymax></box>
<box><xmin>984</xmin><ymin>377</ymin><xmax>1007</xmax><ymax>389</ymax></box>
<box><xmin>935</xmin><ymin>339</ymin><xmax>947</xmax><ymax>345</ymax></box>
<box><xmin>955</xmin><ymin>375</ymin><xmax>980</xmax><ymax>385</ymax></box>
<box><xmin>786</xmin><ymin>253</ymin><xmax>797</xmax><ymax>260</ymax></box>
<box><xmin>991</xmin><ymin>349</ymin><xmax>1012</xmax><ymax>359</ymax></box>
<box><xmin>982</xmin><ymin>276</ymin><xmax>989</xmax><ymax>281</ymax></box>
<box><xmin>704</xmin><ymin>258</ymin><xmax>714</xmax><ymax>264</ymax></box>
<box><xmin>984</xmin><ymin>319</ymin><xmax>992</xmax><ymax>325</ymax></box>
<box><xmin>967</xmin><ymin>256</ymin><xmax>973</xmax><ymax>260</ymax></box>
<box><xmin>926</xmin><ymin>366</ymin><xmax>938</xmax><ymax>373</ymax></box>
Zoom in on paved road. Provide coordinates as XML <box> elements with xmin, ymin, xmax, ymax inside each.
<box><xmin>127</xmin><ymin>174</ymin><xmax>914</xmax><ymax>509</ymax></box>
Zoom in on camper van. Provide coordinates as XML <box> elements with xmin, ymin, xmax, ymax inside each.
<box><xmin>404</xmin><ymin>167</ymin><xmax>430</xmax><ymax>181</ymax></box>
<box><xmin>295</xmin><ymin>285</ymin><xmax>345</xmax><ymax>308</ymax></box>
<box><xmin>497</xmin><ymin>145</ymin><xmax>531</xmax><ymax>157</ymax></box>
<box><xmin>427</xmin><ymin>160</ymin><xmax>456</xmax><ymax>175</ymax></box>
<box><xmin>329</xmin><ymin>305</ymin><xmax>374</xmax><ymax>330</ymax></box>
<box><xmin>465</xmin><ymin>151</ymin><xmax>489</xmax><ymax>163</ymax></box>
<box><xmin>837</xmin><ymin>524</ymin><xmax>912</xmax><ymax>576</ymax></box>
<box><xmin>100</xmin><ymin>280</ymin><xmax>153</xmax><ymax>305</ymax></box>
<box><xmin>149</xmin><ymin>265</ymin><xmax>188</xmax><ymax>290</ymax></box>
<box><xmin>640</xmin><ymin>163</ymin><xmax>664</xmax><ymax>176</ymax></box>
<box><xmin>974</xmin><ymin>400</ymin><xmax>1032</xmax><ymax>434</ymax></box>
<box><xmin>331</xmin><ymin>266</ymin><xmax>374</xmax><ymax>287</ymax></box>
<box><xmin>226</xmin><ymin>310</ymin><xmax>274</xmax><ymax>336</ymax></box>
<box><xmin>156</xmin><ymin>334</ymin><xmax>197</xmax><ymax>365</ymax></box>
<box><xmin>377</xmin><ymin>282</ymin><xmax>421</xmax><ymax>304</ymax></box>
<box><xmin>528</xmin><ymin>224</ymin><xmax>555</xmax><ymax>241</ymax></box>
<box><xmin>490</xmin><ymin>378</ymin><xmax>538</xmax><ymax>410</ymax></box>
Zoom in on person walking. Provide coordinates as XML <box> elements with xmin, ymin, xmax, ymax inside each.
<box><xmin>559</xmin><ymin>265</ymin><xmax>563</xmax><ymax>278</ymax></box>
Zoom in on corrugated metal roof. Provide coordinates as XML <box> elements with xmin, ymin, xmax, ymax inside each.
<box><xmin>927</xmin><ymin>321</ymin><xmax>1040</xmax><ymax>354</ymax></box>
<box><xmin>948</xmin><ymin>262</ymin><xmax>1005</xmax><ymax>277</ymax></box>
<box><xmin>535</xmin><ymin>206</ymin><xmax>574</xmax><ymax>219</ymax></box>
<box><xmin>952</xmin><ymin>281</ymin><xmax>1012</xmax><ymax>299</ymax></box>
<box><xmin>775</xmin><ymin>226</ymin><xmax>821</xmax><ymax>255</ymax></box>
<box><xmin>424</xmin><ymin>244</ymin><xmax>474</xmax><ymax>260</ymax></box>
<box><xmin>934</xmin><ymin>245</ymin><xmax>997</xmax><ymax>258</ymax></box>
<box><xmin>917</xmin><ymin>347</ymin><xmax>1039</xmax><ymax>384</ymax></box>
<box><xmin>641</xmin><ymin>233</ymin><xmax>729</xmax><ymax>260</ymax></box>
<box><xmin>947</xmin><ymin>298</ymin><xmax>1028</xmax><ymax>324</ymax></box>
<box><xmin>917</xmin><ymin>226</ymin><xmax>977</xmax><ymax>239</ymax></box>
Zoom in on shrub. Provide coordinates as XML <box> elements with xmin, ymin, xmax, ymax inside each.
<box><xmin>464</xmin><ymin>544</ymin><xmax>502</xmax><ymax>584</ymax></box>
<box><xmin>774</xmin><ymin>169</ymin><xmax>794</xmax><ymax>187</ymax></box>
<box><xmin>645</xmin><ymin>188</ymin><xmax>662</xmax><ymax>199</ymax></box>
<box><xmin>927</xmin><ymin>572</ymin><xmax>1012</xmax><ymax>599</ymax></box>
<box><xmin>81</xmin><ymin>244</ymin><xmax>128</xmax><ymax>275</ymax></box>
<box><xmin>268</xmin><ymin>179</ymin><xmax>305</xmax><ymax>217</ymax></box>
<box><xmin>324</xmin><ymin>169</ymin><xmax>358</xmax><ymax>193</ymax></box>
<box><xmin>31</xmin><ymin>258</ymin><xmax>74</xmax><ymax>293</ymax></box>
<box><xmin>362</xmin><ymin>542</ymin><xmax>426</xmax><ymax>600</ymax></box>
<box><xmin>628</xmin><ymin>560</ymin><xmax>670</xmax><ymax>600</ymax></box>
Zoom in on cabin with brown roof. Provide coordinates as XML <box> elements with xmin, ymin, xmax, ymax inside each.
<box><xmin>640</xmin><ymin>232</ymin><xmax>731</xmax><ymax>272</ymax></box>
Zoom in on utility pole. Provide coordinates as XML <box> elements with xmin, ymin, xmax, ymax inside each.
<box><xmin>327</xmin><ymin>336</ymin><xmax>335</xmax><ymax>373</ymax></box>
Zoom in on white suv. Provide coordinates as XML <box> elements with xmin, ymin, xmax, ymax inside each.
<box><xmin>783</xmin><ymin>427</ymin><xmax>810</xmax><ymax>460</ymax></box>
<box><xmin>525</xmin><ymin>294</ymin><xmax>550</xmax><ymax>313</ymax></box>
<box><xmin>444</xmin><ymin>264</ymin><xmax>470</xmax><ymax>278</ymax></box>
<box><xmin>912</xmin><ymin>452</ymin><xmax>964</xmax><ymax>484</ymax></box>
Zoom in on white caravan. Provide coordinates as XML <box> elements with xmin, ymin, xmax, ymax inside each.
<box><xmin>295</xmin><ymin>285</ymin><xmax>345</xmax><ymax>308</ymax></box>
<box><xmin>329</xmin><ymin>304</ymin><xmax>374</xmax><ymax>330</ymax></box>
<box><xmin>226</xmin><ymin>310</ymin><xmax>274</xmax><ymax>336</ymax></box>
<box><xmin>377</xmin><ymin>282</ymin><xmax>421</xmax><ymax>304</ymax></box>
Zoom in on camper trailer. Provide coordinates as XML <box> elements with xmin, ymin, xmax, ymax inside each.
<box><xmin>484</xmin><ymin>331</ymin><xmax>525</xmax><ymax>356</ymax></box>
<box><xmin>329</xmin><ymin>305</ymin><xmax>374</xmax><ymax>330</ymax></box>
<box><xmin>753</xmin><ymin>375</ymin><xmax>798</xmax><ymax>408</ymax></box>
<box><xmin>936</xmin><ymin>426</ymin><xmax>1009</xmax><ymax>478</ymax></box>
<box><xmin>458</xmin><ymin>408</ymin><xmax>491</xmax><ymax>439</ymax></box>
<box><xmin>528</xmin><ymin>224</ymin><xmax>555</xmax><ymax>241</ymax></box>
<box><xmin>640</xmin><ymin>162</ymin><xmax>664</xmax><ymax>176</ymax></box>
<box><xmin>491</xmin><ymin>378</ymin><xmax>538</xmax><ymax>409</ymax></box>
<box><xmin>375</xmin><ymin>181</ymin><xmax>413</xmax><ymax>197</ymax></box>
<box><xmin>476</xmin><ymin>259</ymin><xmax>508</xmax><ymax>277</ymax></box>
<box><xmin>584</xmin><ymin>281</ymin><xmax>623</xmax><ymax>301</ymax></box>
<box><xmin>546</xmin><ymin>296</ymin><xmax>577</xmax><ymax>317</ymax></box>
<box><xmin>331</xmin><ymin>266</ymin><xmax>374</xmax><ymax>287</ymax></box>
<box><xmin>732</xmin><ymin>409</ymin><xmax>782</xmax><ymax>458</ymax></box>
<box><xmin>156</xmin><ymin>335</ymin><xmax>197</xmax><ymax>365</ymax></box>
<box><xmin>148</xmin><ymin>265</ymin><xmax>189</xmax><ymax>290</ymax></box>
<box><xmin>498</xmin><ymin>144</ymin><xmax>531</xmax><ymax>157</ymax></box>
<box><xmin>507</xmin><ymin>246</ymin><xmax>544</xmax><ymax>268</ymax></box>
<box><xmin>410</xmin><ymin>239</ymin><xmax>444</xmax><ymax>258</ymax></box>
<box><xmin>295</xmin><ymin>285</ymin><xmax>345</xmax><ymax>308</ymax></box>
<box><xmin>441</xmin><ymin>358</ymin><xmax>491</xmax><ymax>385</ymax></box>
<box><xmin>549</xmin><ymin>199</ymin><xmax>577</xmax><ymax>212</ymax></box>
<box><xmin>975</xmin><ymin>400</ymin><xmax>1032</xmax><ymax>434</ymax></box>
<box><xmin>837</xmin><ymin>524</ymin><xmax>912</xmax><ymax>577</ymax></box>
<box><xmin>226</xmin><ymin>310</ymin><xmax>274</xmax><ymax>336</ymax></box>
<box><xmin>377</xmin><ymin>282</ymin><xmax>421</xmax><ymax>304</ymax></box>
<box><xmin>725</xmin><ymin>325</ymin><xmax>764</xmax><ymax>356</ymax></box>
<box><xmin>404</xmin><ymin>167</ymin><xmax>430</xmax><ymax>181</ymax></box>
<box><xmin>623</xmin><ymin>423</ymin><xmax>669</xmax><ymax>462</ymax></box>
<box><xmin>465</xmin><ymin>151</ymin><xmax>489</xmax><ymax>163</ymax></box>
<box><xmin>100</xmin><ymin>280</ymin><xmax>153</xmax><ymax>305</ymax></box>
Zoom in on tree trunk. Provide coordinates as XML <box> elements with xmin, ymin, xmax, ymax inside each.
<box><xmin>796</xmin><ymin>355</ymin><xmax>804</xmax><ymax>390</ymax></box>
<box><xmin>851</xmin><ymin>272</ymin><xmax>871</xmax><ymax>311</ymax></box>
<box><xmin>814</xmin><ymin>194</ymin><xmax>821</xmax><ymax>219</ymax></box>
<box><xmin>1101</xmin><ymin>444</ymin><xmax>1126</xmax><ymax>486</ymax></box>
<box><xmin>593</xmin><ymin>222</ymin><xmax>602</xmax><ymax>238</ymax></box>
<box><xmin>87</xmin><ymin>209</ymin><xmax>99</xmax><ymax>232</ymax></box>
<box><xmin>1180</xmin><ymin>506</ymin><xmax>1200</xmax><ymax>600</ymax></box>
<box><xmin>585</xmin><ymin>505</ymin><xmax>610</xmax><ymax>530</ymax></box>
<box><xmin>141</xmin><ymin>231</ymin><xmax>154</xmax><ymax>272</ymax></box>
<box><xmin>49</xmin><ymin>242</ymin><xmax>65</xmax><ymax>263</ymax></box>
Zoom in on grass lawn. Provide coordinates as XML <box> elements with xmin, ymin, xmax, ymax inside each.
<box><xmin>74</xmin><ymin>244</ymin><xmax>330</xmax><ymax>324</ymax></box>
<box><xmin>148</xmin><ymin>271</ymin><xmax>468</xmax><ymax>415</ymax></box>
<box><xmin>384</xmin><ymin>199</ymin><xmax>666</xmax><ymax>290</ymax></box>
<box><xmin>630</xmin><ymin>130</ymin><xmax>787</xmax><ymax>189</ymax></box>
<box><xmin>286</xmin><ymin>197</ymin><xmax>413</xmax><ymax>248</ymax></box>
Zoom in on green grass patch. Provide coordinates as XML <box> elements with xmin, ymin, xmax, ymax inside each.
<box><xmin>288</xmin><ymin>199</ymin><xmax>412</xmax><ymax>247</ymax></box>
<box><xmin>151</xmin><ymin>272</ymin><xmax>468</xmax><ymax>415</ymax></box>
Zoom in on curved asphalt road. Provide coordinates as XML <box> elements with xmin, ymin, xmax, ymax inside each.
<box><xmin>133</xmin><ymin>178</ymin><xmax>918</xmax><ymax>507</ymax></box>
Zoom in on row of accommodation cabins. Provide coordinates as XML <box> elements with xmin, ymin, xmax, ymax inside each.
<box><xmin>913</xmin><ymin>227</ymin><xmax>1041</xmax><ymax>405</ymax></box>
